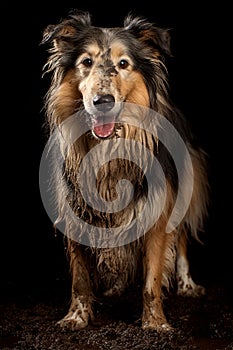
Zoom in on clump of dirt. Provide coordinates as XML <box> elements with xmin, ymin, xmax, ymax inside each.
<box><xmin>0</xmin><ymin>284</ymin><xmax>232</xmax><ymax>350</ymax></box>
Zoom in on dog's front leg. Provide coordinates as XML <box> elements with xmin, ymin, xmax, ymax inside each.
<box><xmin>142</xmin><ymin>228</ymin><xmax>173</xmax><ymax>331</ymax></box>
<box><xmin>57</xmin><ymin>241</ymin><xmax>94</xmax><ymax>330</ymax></box>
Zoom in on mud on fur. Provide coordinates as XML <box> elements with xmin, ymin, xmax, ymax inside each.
<box><xmin>41</xmin><ymin>10</ymin><xmax>209</xmax><ymax>331</ymax></box>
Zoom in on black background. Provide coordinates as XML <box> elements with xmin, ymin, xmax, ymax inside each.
<box><xmin>1</xmin><ymin>1</ymin><xmax>232</xmax><ymax>301</ymax></box>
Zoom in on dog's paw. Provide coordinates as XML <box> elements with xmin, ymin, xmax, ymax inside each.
<box><xmin>142</xmin><ymin>320</ymin><xmax>173</xmax><ymax>332</ymax></box>
<box><xmin>56</xmin><ymin>310</ymin><xmax>89</xmax><ymax>331</ymax></box>
<box><xmin>142</xmin><ymin>312</ymin><xmax>173</xmax><ymax>332</ymax></box>
<box><xmin>177</xmin><ymin>280</ymin><xmax>205</xmax><ymax>297</ymax></box>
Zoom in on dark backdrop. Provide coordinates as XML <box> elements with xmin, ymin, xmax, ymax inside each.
<box><xmin>1</xmin><ymin>1</ymin><xmax>232</xmax><ymax>301</ymax></box>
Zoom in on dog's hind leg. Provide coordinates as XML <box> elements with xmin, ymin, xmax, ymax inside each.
<box><xmin>57</xmin><ymin>241</ymin><xmax>94</xmax><ymax>330</ymax></box>
<box><xmin>176</xmin><ymin>232</ymin><xmax>205</xmax><ymax>297</ymax></box>
<box><xmin>142</xmin><ymin>227</ymin><xmax>175</xmax><ymax>331</ymax></box>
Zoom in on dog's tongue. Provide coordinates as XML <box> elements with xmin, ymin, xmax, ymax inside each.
<box><xmin>93</xmin><ymin>116</ymin><xmax>115</xmax><ymax>138</ymax></box>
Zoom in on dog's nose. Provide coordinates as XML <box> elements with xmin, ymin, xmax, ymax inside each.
<box><xmin>93</xmin><ymin>94</ymin><xmax>115</xmax><ymax>112</ymax></box>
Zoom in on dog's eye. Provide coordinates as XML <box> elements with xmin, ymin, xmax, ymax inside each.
<box><xmin>82</xmin><ymin>58</ymin><xmax>93</xmax><ymax>67</ymax></box>
<box><xmin>118</xmin><ymin>59</ymin><xmax>129</xmax><ymax>69</ymax></box>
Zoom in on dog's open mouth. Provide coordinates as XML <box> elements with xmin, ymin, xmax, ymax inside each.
<box><xmin>92</xmin><ymin>115</ymin><xmax>115</xmax><ymax>139</ymax></box>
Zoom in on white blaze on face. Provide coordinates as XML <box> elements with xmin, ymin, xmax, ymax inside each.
<box><xmin>75</xmin><ymin>41</ymin><xmax>136</xmax><ymax>139</ymax></box>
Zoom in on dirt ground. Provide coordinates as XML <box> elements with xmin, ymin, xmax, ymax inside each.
<box><xmin>0</xmin><ymin>281</ymin><xmax>232</xmax><ymax>350</ymax></box>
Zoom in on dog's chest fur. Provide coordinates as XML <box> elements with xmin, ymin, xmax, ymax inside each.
<box><xmin>91</xmin><ymin>243</ymin><xmax>142</xmax><ymax>295</ymax></box>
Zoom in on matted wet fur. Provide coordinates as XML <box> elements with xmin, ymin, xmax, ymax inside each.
<box><xmin>41</xmin><ymin>10</ymin><xmax>209</xmax><ymax>331</ymax></box>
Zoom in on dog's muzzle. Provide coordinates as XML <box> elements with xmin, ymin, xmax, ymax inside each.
<box><xmin>92</xmin><ymin>94</ymin><xmax>116</xmax><ymax>139</ymax></box>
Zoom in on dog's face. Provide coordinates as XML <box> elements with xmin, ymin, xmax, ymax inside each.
<box><xmin>42</xmin><ymin>12</ymin><xmax>171</xmax><ymax>139</ymax></box>
<box><xmin>76</xmin><ymin>38</ymin><xmax>150</xmax><ymax>138</ymax></box>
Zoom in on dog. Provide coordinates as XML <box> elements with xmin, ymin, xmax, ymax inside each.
<box><xmin>40</xmin><ymin>10</ymin><xmax>209</xmax><ymax>331</ymax></box>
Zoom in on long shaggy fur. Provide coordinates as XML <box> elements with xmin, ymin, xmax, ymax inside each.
<box><xmin>41</xmin><ymin>10</ymin><xmax>209</xmax><ymax>331</ymax></box>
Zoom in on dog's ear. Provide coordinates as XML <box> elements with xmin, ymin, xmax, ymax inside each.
<box><xmin>40</xmin><ymin>11</ymin><xmax>92</xmax><ymax>53</ymax></box>
<box><xmin>124</xmin><ymin>14</ymin><xmax>171</xmax><ymax>56</ymax></box>
<box><xmin>41</xmin><ymin>24</ymin><xmax>77</xmax><ymax>53</ymax></box>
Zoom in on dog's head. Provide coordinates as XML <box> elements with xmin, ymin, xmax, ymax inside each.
<box><xmin>42</xmin><ymin>11</ymin><xmax>171</xmax><ymax>139</ymax></box>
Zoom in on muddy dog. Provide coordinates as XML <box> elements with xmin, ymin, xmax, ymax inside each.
<box><xmin>41</xmin><ymin>10</ymin><xmax>209</xmax><ymax>331</ymax></box>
